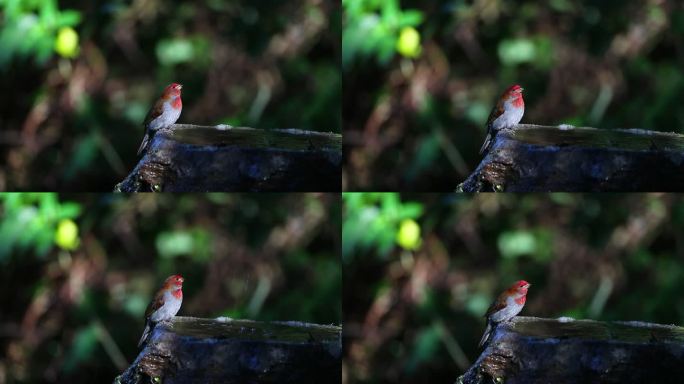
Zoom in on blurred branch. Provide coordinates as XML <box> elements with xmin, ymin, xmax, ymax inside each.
<box><xmin>588</xmin><ymin>275</ymin><xmax>613</xmax><ymax>318</ymax></box>
<box><xmin>435</xmin><ymin>318</ymin><xmax>469</xmax><ymax>371</ymax></box>
<box><xmin>247</xmin><ymin>72</ymin><xmax>274</xmax><ymax>123</ymax></box>
<box><xmin>246</xmin><ymin>274</ymin><xmax>272</xmax><ymax>317</ymax></box>
<box><xmin>94</xmin><ymin>130</ymin><xmax>126</xmax><ymax>177</ymax></box>
<box><xmin>94</xmin><ymin>318</ymin><xmax>127</xmax><ymax>371</ymax></box>
<box><xmin>434</xmin><ymin>125</ymin><xmax>469</xmax><ymax>178</ymax></box>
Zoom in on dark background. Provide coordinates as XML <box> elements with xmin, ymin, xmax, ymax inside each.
<box><xmin>343</xmin><ymin>0</ymin><xmax>684</xmax><ymax>191</ymax></box>
<box><xmin>0</xmin><ymin>193</ymin><xmax>341</xmax><ymax>383</ymax></box>
<box><xmin>343</xmin><ymin>193</ymin><xmax>684</xmax><ymax>383</ymax></box>
<box><xmin>0</xmin><ymin>0</ymin><xmax>341</xmax><ymax>191</ymax></box>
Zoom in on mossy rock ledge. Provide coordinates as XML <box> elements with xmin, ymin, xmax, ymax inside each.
<box><xmin>459</xmin><ymin>124</ymin><xmax>684</xmax><ymax>192</ymax></box>
<box><xmin>114</xmin><ymin>316</ymin><xmax>341</xmax><ymax>384</ymax></box>
<box><xmin>459</xmin><ymin>316</ymin><xmax>684</xmax><ymax>384</ymax></box>
<box><xmin>115</xmin><ymin>124</ymin><xmax>342</xmax><ymax>192</ymax></box>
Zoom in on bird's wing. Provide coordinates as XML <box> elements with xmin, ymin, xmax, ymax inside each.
<box><xmin>483</xmin><ymin>99</ymin><xmax>505</xmax><ymax>138</ymax></box>
<box><xmin>143</xmin><ymin>99</ymin><xmax>165</xmax><ymax>127</ymax></box>
<box><xmin>486</xmin><ymin>101</ymin><xmax>505</xmax><ymax>128</ymax></box>
<box><xmin>144</xmin><ymin>290</ymin><xmax>166</xmax><ymax>318</ymax></box>
<box><xmin>484</xmin><ymin>296</ymin><xmax>507</xmax><ymax>317</ymax></box>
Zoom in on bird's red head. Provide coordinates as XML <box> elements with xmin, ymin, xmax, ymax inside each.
<box><xmin>505</xmin><ymin>84</ymin><xmax>524</xmax><ymax>94</ymax></box>
<box><xmin>502</xmin><ymin>84</ymin><xmax>524</xmax><ymax>106</ymax></box>
<box><xmin>511</xmin><ymin>280</ymin><xmax>530</xmax><ymax>293</ymax></box>
<box><xmin>162</xmin><ymin>83</ymin><xmax>183</xmax><ymax>97</ymax></box>
<box><xmin>164</xmin><ymin>274</ymin><xmax>184</xmax><ymax>288</ymax></box>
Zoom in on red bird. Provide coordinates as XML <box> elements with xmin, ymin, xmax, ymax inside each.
<box><xmin>137</xmin><ymin>83</ymin><xmax>183</xmax><ymax>155</ymax></box>
<box><xmin>138</xmin><ymin>274</ymin><xmax>184</xmax><ymax>347</ymax></box>
<box><xmin>478</xmin><ymin>280</ymin><xmax>530</xmax><ymax>348</ymax></box>
<box><xmin>479</xmin><ymin>84</ymin><xmax>525</xmax><ymax>154</ymax></box>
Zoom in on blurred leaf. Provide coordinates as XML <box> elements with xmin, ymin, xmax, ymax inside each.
<box><xmin>498</xmin><ymin>38</ymin><xmax>536</xmax><ymax>65</ymax></box>
<box><xmin>498</xmin><ymin>230</ymin><xmax>536</xmax><ymax>258</ymax></box>
<box><xmin>465</xmin><ymin>101</ymin><xmax>490</xmax><ymax>126</ymax></box>
<box><xmin>396</xmin><ymin>26</ymin><xmax>421</xmax><ymax>58</ymax></box>
<box><xmin>549</xmin><ymin>0</ymin><xmax>575</xmax><ymax>12</ymax></box>
<box><xmin>398</xmin><ymin>10</ymin><xmax>423</xmax><ymax>26</ymax></box>
<box><xmin>63</xmin><ymin>324</ymin><xmax>98</xmax><ymax>372</ymax></box>
<box><xmin>497</xmin><ymin>229</ymin><xmax>553</xmax><ymax>262</ymax></box>
<box><xmin>124</xmin><ymin>293</ymin><xmax>149</xmax><ymax>318</ymax></box>
<box><xmin>54</xmin><ymin>219</ymin><xmax>80</xmax><ymax>251</ymax></box>
<box><xmin>39</xmin><ymin>0</ymin><xmax>58</xmax><ymax>29</ymax></box>
<box><xmin>405</xmin><ymin>135</ymin><xmax>440</xmax><ymax>181</ymax></box>
<box><xmin>156</xmin><ymin>38</ymin><xmax>194</xmax><ymax>65</ymax></box>
<box><xmin>466</xmin><ymin>292</ymin><xmax>491</xmax><ymax>318</ymax></box>
<box><xmin>156</xmin><ymin>36</ymin><xmax>211</xmax><ymax>68</ymax></box>
<box><xmin>406</xmin><ymin>324</ymin><xmax>441</xmax><ymax>373</ymax></box>
<box><xmin>56</xmin><ymin>10</ymin><xmax>81</xmax><ymax>27</ymax></box>
<box><xmin>58</xmin><ymin>202</ymin><xmax>82</xmax><ymax>219</ymax></box>
<box><xmin>156</xmin><ymin>228</ymin><xmax>212</xmax><ymax>261</ymax></box>
<box><xmin>531</xmin><ymin>36</ymin><xmax>554</xmax><ymax>69</ymax></box>
<box><xmin>54</xmin><ymin>26</ymin><xmax>79</xmax><ymax>58</ymax></box>
<box><xmin>64</xmin><ymin>133</ymin><xmax>99</xmax><ymax>180</ymax></box>
<box><xmin>549</xmin><ymin>193</ymin><xmax>575</xmax><ymax>205</ymax></box>
<box><xmin>124</xmin><ymin>101</ymin><xmax>148</xmax><ymax>125</ymax></box>
<box><xmin>396</xmin><ymin>218</ymin><xmax>421</xmax><ymax>250</ymax></box>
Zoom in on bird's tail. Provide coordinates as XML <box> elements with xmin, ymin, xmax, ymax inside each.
<box><xmin>138</xmin><ymin>320</ymin><xmax>152</xmax><ymax>348</ymax></box>
<box><xmin>478</xmin><ymin>322</ymin><xmax>493</xmax><ymax>348</ymax></box>
<box><xmin>479</xmin><ymin>132</ymin><xmax>492</xmax><ymax>155</ymax></box>
<box><xmin>137</xmin><ymin>133</ymin><xmax>150</xmax><ymax>156</ymax></box>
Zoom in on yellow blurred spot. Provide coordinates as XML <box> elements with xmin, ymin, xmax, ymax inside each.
<box><xmin>55</xmin><ymin>27</ymin><xmax>80</xmax><ymax>58</ymax></box>
<box><xmin>396</xmin><ymin>219</ymin><xmax>421</xmax><ymax>250</ymax></box>
<box><xmin>55</xmin><ymin>219</ymin><xmax>80</xmax><ymax>250</ymax></box>
<box><xmin>396</xmin><ymin>27</ymin><xmax>421</xmax><ymax>58</ymax></box>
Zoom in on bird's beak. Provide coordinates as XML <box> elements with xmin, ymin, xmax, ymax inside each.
<box><xmin>178</xmin><ymin>84</ymin><xmax>183</xmax><ymax>89</ymax></box>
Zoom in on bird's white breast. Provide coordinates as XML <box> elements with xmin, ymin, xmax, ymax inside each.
<box><xmin>149</xmin><ymin>290</ymin><xmax>182</xmax><ymax>322</ymax></box>
<box><xmin>489</xmin><ymin>294</ymin><xmax>524</xmax><ymax>323</ymax></box>
<box><xmin>491</xmin><ymin>100</ymin><xmax>524</xmax><ymax>131</ymax></box>
<box><xmin>148</xmin><ymin>98</ymin><xmax>182</xmax><ymax>131</ymax></box>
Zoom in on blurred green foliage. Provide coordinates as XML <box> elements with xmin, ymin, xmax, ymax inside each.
<box><xmin>498</xmin><ymin>228</ymin><xmax>553</xmax><ymax>262</ymax></box>
<box><xmin>155</xmin><ymin>228</ymin><xmax>212</xmax><ymax>261</ymax></box>
<box><xmin>0</xmin><ymin>193</ymin><xmax>341</xmax><ymax>383</ymax></box>
<box><xmin>343</xmin><ymin>0</ymin><xmax>684</xmax><ymax>190</ymax></box>
<box><xmin>344</xmin><ymin>193</ymin><xmax>684</xmax><ymax>383</ymax></box>
<box><xmin>343</xmin><ymin>192</ymin><xmax>423</xmax><ymax>261</ymax></box>
<box><xmin>156</xmin><ymin>36</ymin><xmax>209</xmax><ymax>67</ymax></box>
<box><xmin>0</xmin><ymin>0</ymin><xmax>81</xmax><ymax>66</ymax></box>
<box><xmin>343</xmin><ymin>0</ymin><xmax>423</xmax><ymax>66</ymax></box>
<box><xmin>0</xmin><ymin>193</ymin><xmax>82</xmax><ymax>259</ymax></box>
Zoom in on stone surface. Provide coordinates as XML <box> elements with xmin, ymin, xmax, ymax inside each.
<box><xmin>459</xmin><ymin>124</ymin><xmax>684</xmax><ymax>192</ymax></box>
<box><xmin>115</xmin><ymin>316</ymin><xmax>341</xmax><ymax>384</ymax></box>
<box><xmin>116</xmin><ymin>125</ymin><xmax>342</xmax><ymax>192</ymax></box>
<box><xmin>460</xmin><ymin>316</ymin><xmax>684</xmax><ymax>384</ymax></box>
